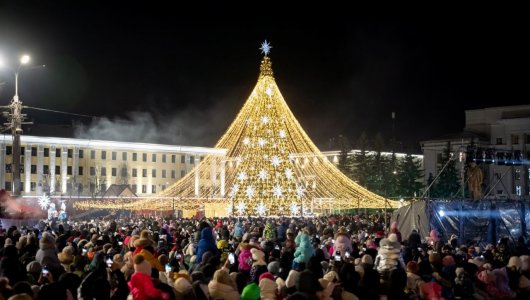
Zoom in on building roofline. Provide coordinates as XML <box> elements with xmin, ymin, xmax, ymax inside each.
<box><xmin>0</xmin><ymin>134</ymin><xmax>227</xmax><ymax>155</ymax></box>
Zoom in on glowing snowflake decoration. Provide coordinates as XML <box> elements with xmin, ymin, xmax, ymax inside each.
<box><xmin>238</xmin><ymin>171</ymin><xmax>247</xmax><ymax>181</ymax></box>
<box><xmin>258</xmin><ymin>169</ymin><xmax>268</xmax><ymax>180</ymax></box>
<box><xmin>245</xmin><ymin>185</ymin><xmax>256</xmax><ymax>199</ymax></box>
<box><xmin>288</xmin><ymin>153</ymin><xmax>296</xmax><ymax>162</ymax></box>
<box><xmin>290</xmin><ymin>202</ymin><xmax>299</xmax><ymax>215</ymax></box>
<box><xmin>38</xmin><ymin>194</ymin><xmax>50</xmax><ymax>210</ymax></box>
<box><xmin>271</xmin><ymin>155</ymin><xmax>281</xmax><ymax>167</ymax></box>
<box><xmin>285</xmin><ymin>168</ymin><xmax>294</xmax><ymax>180</ymax></box>
<box><xmin>296</xmin><ymin>184</ymin><xmax>305</xmax><ymax>199</ymax></box>
<box><xmin>243</xmin><ymin>137</ymin><xmax>251</xmax><ymax>145</ymax></box>
<box><xmin>260</xmin><ymin>40</ymin><xmax>272</xmax><ymax>56</ymax></box>
<box><xmin>261</xmin><ymin>116</ymin><xmax>269</xmax><ymax>125</ymax></box>
<box><xmin>229</xmin><ymin>184</ymin><xmax>240</xmax><ymax>198</ymax></box>
<box><xmin>272</xmin><ymin>184</ymin><xmax>283</xmax><ymax>198</ymax></box>
<box><xmin>265</xmin><ymin>87</ymin><xmax>273</xmax><ymax>96</ymax></box>
<box><xmin>279</xmin><ymin>130</ymin><xmax>286</xmax><ymax>138</ymax></box>
<box><xmin>258</xmin><ymin>138</ymin><xmax>267</xmax><ymax>147</ymax></box>
<box><xmin>255</xmin><ymin>202</ymin><xmax>267</xmax><ymax>216</ymax></box>
<box><xmin>236</xmin><ymin>201</ymin><xmax>246</xmax><ymax>215</ymax></box>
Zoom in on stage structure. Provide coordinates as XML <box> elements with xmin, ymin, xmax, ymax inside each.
<box><xmin>392</xmin><ymin>199</ymin><xmax>529</xmax><ymax>246</ymax></box>
<box><xmin>75</xmin><ymin>41</ymin><xmax>397</xmax><ymax>216</ymax></box>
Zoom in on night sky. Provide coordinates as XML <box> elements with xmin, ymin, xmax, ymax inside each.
<box><xmin>0</xmin><ymin>3</ymin><xmax>527</xmax><ymax>152</ymax></box>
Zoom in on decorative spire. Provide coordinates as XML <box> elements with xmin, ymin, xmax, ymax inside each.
<box><xmin>259</xmin><ymin>40</ymin><xmax>274</xmax><ymax>78</ymax></box>
<box><xmin>259</xmin><ymin>56</ymin><xmax>274</xmax><ymax>78</ymax></box>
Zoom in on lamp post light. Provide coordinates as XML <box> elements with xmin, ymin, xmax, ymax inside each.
<box><xmin>0</xmin><ymin>54</ymin><xmax>41</xmax><ymax>196</ymax></box>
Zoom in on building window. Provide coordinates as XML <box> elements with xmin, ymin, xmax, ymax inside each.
<box><xmin>162</xmin><ymin>170</ymin><xmax>166</xmax><ymax>178</ymax></box>
<box><xmin>21</xmin><ymin>147</ymin><xmax>25</xmax><ymax>156</ymax></box>
<box><xmin>43</xmin><ymin>165</ymin><xmax>49</xmax><ymax>174</ymax></box>
<box><xmin>5</xmin><ymin>182</ymin><xmax>11</xmax><ymax>191</ymax></box>
<box><xmin>122</xmin><ymin>152</ymin><xmax>127</xmax><ymax>160</ymax></box>
<box><xmin>112</xmin><ymin>168</ymin><xmax>117</xmax><ymax>177</ymax></box>
<box><xmin>90</xmin><ymin>167</ymin><xmax>95</xmax><ymax>176</ymax></box>
<box><xmin>79</xmin><ymin>149</ymin><xmax>84</xmax><ymax>158</ymax></box>
<box><xmin>5</xmin><ymin>164</ymin><xmax>12</xmax><ymax>173</ymax></box>
<box><xmin>512</xmin><ymin>135</ymin><xmax>519</xmax><ymax>145</ymax></box>
<box><xmin>31</xmin><ymin>147</ymin><xmax>37</xmax><ymax>156</ymax></box>
<box><xmin>142</xmin><ymin>153</ymin><xmax>147</xmax><ymax>162</ymax></box>
<box><xmin>152</xmin><ymin>169</ymin><xmax>156</xmax><ymax>178</ymax></box>
<box><xmin>90</xmin><ymin>183</ymin><xmax>96</xmax><ymax>193</ymax></box>
<box><xmin>55</xmin><ymin>166</ymin><xmax>60</xmax><ymax>175</ymax></box>
<box><xmin>142</xmin><ymin>185</ymin><xmax>147</xmax><ymax>193</ymax></box>
<box><xmin>142</xmin><ymin>169</ymin><xmax>147</xmax><ymax>177</ymax></box>
<box><xmin>133</xmin><ymin>153</ymin><xmax>137</xmax><ymax>161</ymax></box>
<box><xmin>171</xmin><ymin>170</ymin><xmax>176</xmax><ymax>179</ymax></box>
<box><xmin>67</xmin><ymin>149</ymin><xmax>73</xmax><ymax>158</ymax></box>
<box><xmin>515</xmin><ymin>169</ymin><xmax>521</xmax><ymax>180</ymax></box>
<box><xmin>132</xmin><ymin>169</ymin><xmax>137</xmax><ymax>177</ymax></box>
<box><xmin>162</xmin><ymin>154</ymin><xmax>166</xmax><ymax>163</ymax></box>
<box><xmin>152</xmin><ymin>185</ymin><xmax>156</xmax><ymax>193</ymax></box>
<box><xmin>190</xmin><ymin>156</ymin><xmax>195</xmax><ymax>164</ymax></box>
<box><xmin>132</xmin><ymin>184</ymin><xmax>137</xmax><ymax>193</ymax></box>
<box><xmin>172</xmin><ymin>155</ymin><xmax>176</xmax><ymax>163</ymax></box>
<box><xmin>101</xmin><ymin>151</ymin><xmax>107</xmax><ymax>160</ymax></box>
<box><xmin>101</xmin><ymin>167</ymin><xmax>106</xmax><ymax>176</ymax></box>
<box><xmin>162</xmin><ymin>185</ymin><xmax>166</xmax><ymax>191</ymax></box>
<box><xmin>67</xmin><ymin>166</ymin><xmax>72</xmax><ymax>175</ymax></box>
<box><xmin>30</xmin><ymin>165</ymin><xmax>37</xmax><ymax>174</ymax></box>
<box><xmin>496</xmin><ymin>138</ymin><xmax>503</xmax><ymax>145</ymax></box>
<box><xmin>152</xmin><ymin>154</ymin><xmax>156</xmax><ymax>162</ymax></box>
<box><xmin>30</xmin><ymin>182</ymin><xmax>36</xmax><ymax>191</ymax></box>
<box><xmin>91</xmin><ymin>150</ymin><xmax>95</xmax><ymax>159</ymax></box>
<box><xmin>181</xmin><ymin>155</ymin><xmax>185</xmax><ymax>164</ymax></box>
<box><xmin>181</xmin><ymin>170</ymin><xmax>185</xmax><ymax>178</ymax></box>
<box><xmin>44</xmin><ymin>148</ymin><xmax>49</xmax><ymax>157</ymax></box>
<box><xmin>79</xmin><ymin>166</ymin><xmax>83</xmax><ymax>175</ymax></box>
<box><xmin>112</xmin><ymin>152</ymin><xmax>117</xmax><ymax>160</ymax></box>
<box><xmin>515</xmin><ymin>185</ymin><xmax>522</xmax><ymax>196</ymax></box>
<box><xmin>6</xmin><ymin>146</ymin><xmax>12</xmax><ymax>155</ymax></box>
<box><xmin>100</xmin><ymin>183</ymin><xmax>106</xmax><ymax>191</ymax></box>
<box><xmin>56</xmin><ymin>149</ymin><xmax>61</xmax><ymax>157</ymax></box>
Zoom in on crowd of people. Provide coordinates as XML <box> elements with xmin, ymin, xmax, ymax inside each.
<box><xmin>0</xmin><ymin>212</ymin><xmax>529</xmax><ymax>300</ymax></box>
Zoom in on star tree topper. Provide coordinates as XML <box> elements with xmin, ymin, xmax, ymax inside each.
<box><xmin>260</xmin><ymin>40</ymin><xmax>272</xmax><ymax>56</ymax></box>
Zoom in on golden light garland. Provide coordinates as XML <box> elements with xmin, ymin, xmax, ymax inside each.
<box><xmin>76</xmin><ymin>48</ymin><xmax>399</xmax><ymax>215</ymax></box>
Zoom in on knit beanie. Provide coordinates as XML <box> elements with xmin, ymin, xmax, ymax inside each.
<box><xmin>134</xmin><ymin>254</ymin><xmax>152</xmax><ymax>276</ymax></box>
<box><xmin>241</xmin><ymin>283</ymin><xmax>260</xmax><ymax>300</ymax></box>
<box><xmin>259</xmin><ymin>272</ymin><xmax>275</xmax><ymax>282</ymax></box>
<box><xmin>361</xmin><ymin>254</ymin><xmax>373</xmax><ymax>265</ymax></box>
<box><xmin>267</xmin><ymin>261</ymin><xmax>280</xmax><ymax>275</ymax></box>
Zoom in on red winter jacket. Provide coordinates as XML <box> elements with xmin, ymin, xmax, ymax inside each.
<box><xmin>127</xmin><ymin>272</ymin><xmax>169</xmax><ymax>300</ymax></box>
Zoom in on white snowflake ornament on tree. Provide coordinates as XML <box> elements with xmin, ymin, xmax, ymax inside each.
<box><xmin>38</xmin><ymin>194</ymin><xmax>50</xmax><ymax>210</ymax></box>
<box><xmin>290</xmin><ymin>202</ymin><xmax>299</xmax><ymax>216</ymax></box>
<box><xmin>258</xmin><ymin>169</ymin><xmax>268</xmax><ymax>180</ymax></box>
<box><xmin>296</xmin><ymin>184</ymin><xmax>305</xmax><ymax>199</ymax></box>
<box><xmin>243</xmin><ymin>137</ymin><xmax>251</xmax><ymax>145</ymax></box>
<box><xmin>285</xmin><ymin>168</ymin><xmax>294</xmax><ymax>180</ymax></box>
<box><xmin>272</xmin><ymin>184</ymin><xmax>283</xmax><ymax>198</ymax></box>
<box><xmin>255</xmin><ymin>202</ymin><xmax>267</xmax><ymax>216</ymax></box>
<box><xmin>271</xmin><ymin>155</ymin><xmax>281</xmax><ymax>167</ymax></box>
<box><xmin>245</xmin><ymin>185</ymin><xmax>256</xmax><ymax>199</ymax></box>
<box><xmin>279</xmin><ymin>130</ymin><xmax>286</xmax><ymax>138</ymax></box>
<box><xmin>238</xmin><ymin>171</ymin><xmax>247</xmax><ymax>181</ymax></box>
<box><xmin>236</xmin><ymin>201</ymin><xmax>246</xmax><ymax>215</ymax></box>
<box><xmin>229</xmin><ymin>184</ymin><xmax>240</xmax><ymax>198</ymax></box>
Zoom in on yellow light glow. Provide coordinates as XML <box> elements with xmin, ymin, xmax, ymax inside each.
<box><xmin>20</xmin><ymin>55</ymin><xmax>30</xmax><ymax>64</ymax></box>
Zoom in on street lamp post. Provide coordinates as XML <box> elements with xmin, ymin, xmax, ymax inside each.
<box><xmin>1</xmin><ymin>54</ymin><xmax>40</xmax><ymax>196</ymax></box>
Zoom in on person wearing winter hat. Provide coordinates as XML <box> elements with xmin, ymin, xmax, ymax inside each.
<box><xmin>133</xmin><ymin>230</ymin><xmax>153</xmax><ymax>253</ymax></box>
<box><xmin>36</xmin><ymin>231</ymin><xmax>61</xmax><ymax>273</ymax></box>
<box><xmin>258</xmin><ymin>272</ymin><xmax>278</xmax><ymax>300</ymax></box>
<box><xmin>58</xmin><ymin>245</ymin><xmax>75</xmax><ymax>272</ymax></box>
<box><xmin>250</xmin><ymin>248</ymin><xmax>267</xmax><ymax>284</ymax></box>
<box><xmin>332</xmin><ymin>226</ymin><xmax>353</xmax><ymax>258</ymax></box>
<box><xmin>128</xmin><ymin>254</ymin><xmax>170</xmax><ymax>300</ymax></box>
<box><xmin>405</xmin><ymin>261</ymin><xmax>423</xmax><ymax>297</ymax></box>
<box><xmin>293</xmin><ymin>231</ymin><xmax>314</xmax><ymax>271</ymax></box>
<box><xmin>241</xmin><ymin>282</ymin><xmax>260</xmax><ymax>300</ymax></box>
<box><xmin>285</xmin><ymin>269</ymin><xmax>300</xmax><ymax>294</ymax></box>
<box><xmin>208</xmin><ymin>269</ymin><xmax>240</xmax><ymax>300</ymax></box>
<box><xmin>390</xmin><ymin>221</ymin><xmax>402</xmax><ymax>243</ymax></box>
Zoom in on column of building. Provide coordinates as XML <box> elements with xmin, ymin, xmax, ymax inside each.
<box><xmin>37</xmin><ymin>145</ymin><xmax>44</xmax><ymax>194</ymax></box>
<box><xmin>50</xmin><ymin>145</ymin><xmax>56</xmax><ymax>193</ymax></box>
<box><xmin>24</xmin><ymin>146</ymin><xmax>31</xmax><ymax>193</ymax></box>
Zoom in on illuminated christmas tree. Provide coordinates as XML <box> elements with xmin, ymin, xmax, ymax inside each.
<box><xmin>74</xmin><ymin>41</ymin><xmax>397</xmax><ymax>215</ymax></box>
